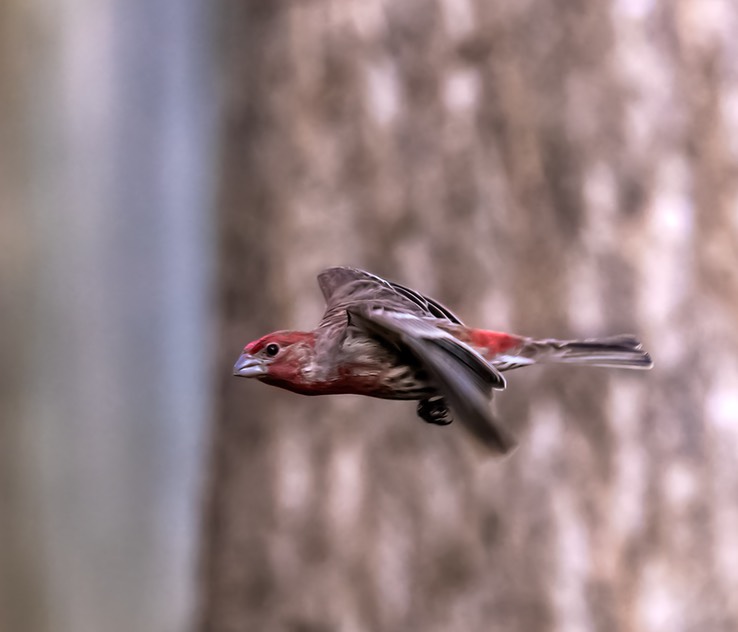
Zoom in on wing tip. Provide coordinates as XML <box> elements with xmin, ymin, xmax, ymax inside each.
<box><xmin>472</xmin><ymin>424</ymin><xmax>518</xmax><ymax>456</ymax></box>
<box><xmin>317</xmin><ymin>266</ymin><xmax>361</xmax><ymax>300</ymax></box>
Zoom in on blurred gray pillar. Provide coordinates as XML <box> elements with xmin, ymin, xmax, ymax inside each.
<box><xmin>0</xmin><ymin>0</ymin><xmax>214</xmax><ymax>631</ymax></box>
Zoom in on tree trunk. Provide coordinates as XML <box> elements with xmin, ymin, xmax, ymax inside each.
<box><xmin>201</xmin><ymin>1</ymin><xmax>738</xmax><ymax>631</ymax></box>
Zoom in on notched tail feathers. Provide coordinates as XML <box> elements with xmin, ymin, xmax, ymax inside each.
<box><xmin>523</xmin><ymin>334</ymin><xmax>654</xmax><ymax>370</ymax></box>
<box><xmin>551</xmin><ymin>334</ymin><xmax>653</xmax><ymax>369</ymax></box>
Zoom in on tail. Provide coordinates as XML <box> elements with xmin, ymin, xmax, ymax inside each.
<box><xmin>494</xmin><ymin>334</ymin><xmax>653</xmax><ymax>371</ymax></box>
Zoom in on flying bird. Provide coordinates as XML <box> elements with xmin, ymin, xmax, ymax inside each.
<box><xmin>233</xmin><ymin>267</ymin><xmax>652</xmax><ymax>454</ymax></box>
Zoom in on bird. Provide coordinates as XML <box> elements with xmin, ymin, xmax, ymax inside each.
<box><xmin>233</xmin><ymin>266</ymin><xmax>652</xmax><ymax>455</ymax></box>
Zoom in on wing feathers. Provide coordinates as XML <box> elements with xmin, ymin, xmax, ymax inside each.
<box><xmin>348</xmin><ymin>307</ymin><xmax>515</xmax><ymax>455</ymax></box>
<box><xmin>318</xmin><ymin>267</ymin><xmax>464</xmax><ymax>324</ymax></box>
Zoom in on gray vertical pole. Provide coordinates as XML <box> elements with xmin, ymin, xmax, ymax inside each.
<box><xmin>3</xmin><ymin>0</ymin><xmax>215</xmax><ymax>631</ymax></box>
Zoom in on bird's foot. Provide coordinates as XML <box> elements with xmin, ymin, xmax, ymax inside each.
<box><xmin>417</xmin><ymin>397</ymin><xmax>453</xmax><ymax>426</ymax></box>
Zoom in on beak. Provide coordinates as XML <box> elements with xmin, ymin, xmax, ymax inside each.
<box><xmin>233</xmin><ymin>353</ymin><xmax>267</xmax><ymax>378</ymax></box>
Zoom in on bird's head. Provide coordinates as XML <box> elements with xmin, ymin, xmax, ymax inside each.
<box><xmin>233</xmin><ymin>330</ymin><xmax>315</xmax><ymax>388</ymax></box>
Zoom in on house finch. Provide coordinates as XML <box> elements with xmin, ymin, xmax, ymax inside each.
<box><xmin>234</xmin><ymin>267</ymin><xmax>652</xmax><ymax>454</ymax></box>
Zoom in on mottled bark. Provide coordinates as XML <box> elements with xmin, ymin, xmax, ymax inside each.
<box><xmin>202</xmin><ymin>1</ymin><xmax>738</xmax><ymax>631</ymax></box>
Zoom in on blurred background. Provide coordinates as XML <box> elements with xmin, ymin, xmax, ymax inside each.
<box><xmin>3</xmin><ymin>1</ymin><xmax>738</xmax><ymax>631</ymax></box>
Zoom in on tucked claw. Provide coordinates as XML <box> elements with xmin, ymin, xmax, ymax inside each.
<box><xmin>417</xmin><ymin>397</ymin><xmax>453</xmax><ymax>426</ymax></box>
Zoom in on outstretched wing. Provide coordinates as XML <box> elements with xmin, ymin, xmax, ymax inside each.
<box><xmin>348</xmin><ymin>305</ymin><xmax>516</xmax><ymax>455</ymax></box>
<box><xmin>317</xmin><ymin>267</ymin><xmax>464</xmax><ymax>326</ymax></box>
<box><xmin>313</xmin><ymin>267</ymin><xmax>465</xmax><ymax>383</ymax></box>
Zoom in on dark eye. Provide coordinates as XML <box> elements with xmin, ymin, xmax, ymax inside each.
<box><xmin>265</xmin><ymin>343</ymin><xmax>280</xmax><ymax>357</ymax></box>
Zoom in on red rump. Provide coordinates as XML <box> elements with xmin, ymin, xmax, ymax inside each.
<box><xmin>467</xmin><ymin>329</ymin><xmax>523</xmax><ymax>357</ymax></box>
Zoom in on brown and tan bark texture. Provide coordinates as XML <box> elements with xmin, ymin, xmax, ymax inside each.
<box><xmin>202</xmin><ymin>1</ymin><xmax>738</xmax><ymax>631</ymax></box>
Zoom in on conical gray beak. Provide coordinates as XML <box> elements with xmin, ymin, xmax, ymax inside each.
<box><xmin>233</xmin><ymin>353</ymin><xmax>267</xmax><ymax>378</ymax></box>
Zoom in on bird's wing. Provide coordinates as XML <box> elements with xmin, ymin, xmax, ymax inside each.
<box><xmin>313</xmin><ymin>267</ymin><xmax>464</xmax><ymax>382</ymax></box>
<box><xmin>347</xmin><ymin>305</ymin><xmax>516</xmax><ymax>455</ymax></box>
<box><xmin>317</xmin><ymin>267</ymin><xmax>464</xmax><ymax>325</ymax></box>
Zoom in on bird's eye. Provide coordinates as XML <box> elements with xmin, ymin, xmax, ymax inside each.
<box><xmin>265</xmin><ymin>343</ymin><xmax>280</xmax><ymax>357</ymax></box>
